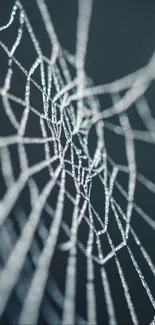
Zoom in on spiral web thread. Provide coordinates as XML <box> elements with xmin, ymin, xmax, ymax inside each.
<box><xmin>0</xmin><ymin>1</ymin><xmax>155</xmax><ymax>324</ymax></box>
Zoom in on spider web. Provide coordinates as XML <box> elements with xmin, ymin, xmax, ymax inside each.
<box><xmin>0</xmin><ymin>1</ymin><xmax>155</xmax><ymax>324</ymax></box>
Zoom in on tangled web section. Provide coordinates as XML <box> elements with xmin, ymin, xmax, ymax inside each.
<box><xmin>0</xmin><ymin>0</ymin><xmax>155</xmax><ymax>324</ymax></box>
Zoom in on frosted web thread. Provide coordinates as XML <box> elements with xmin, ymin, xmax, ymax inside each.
<box><xmin>0</xmin><ymin>0</ymin><xmax>155</xmax><ymax>324</ymax></box>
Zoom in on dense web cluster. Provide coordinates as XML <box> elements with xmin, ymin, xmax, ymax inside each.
<box><xmin>0</xmin><ymin>1</ymin><xmax>155</xmax><ymax>324</ymax></box>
